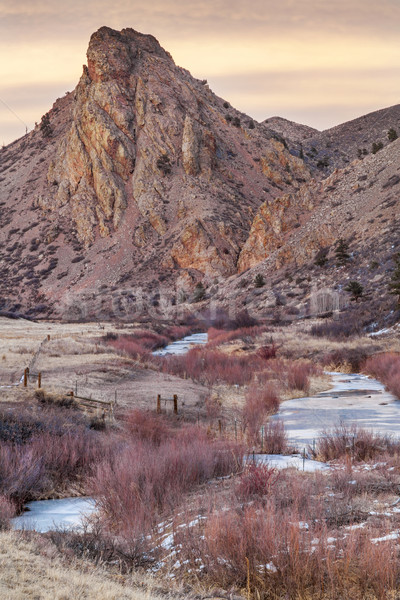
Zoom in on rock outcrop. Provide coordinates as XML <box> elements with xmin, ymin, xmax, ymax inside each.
<box><xmin>31</xmin><ymin>26</ymin><xmax>308</xmax><ymax>282</ymax></box>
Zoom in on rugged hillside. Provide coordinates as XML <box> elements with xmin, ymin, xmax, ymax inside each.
<box><xmin>0</xmin><ymin>26</ymin><xmax>310</xmax><ymax>319</ymax></box>
<box><xmin>262</xmin><ymin>116</ymin><xmax>319</xmax><ymax>144</ymax></box>
<box><xmin>0</xmin><ymin>26</ymin><xmax>399</xmax><ymax>324</ymax></box>
<box><xmin>216</xmin><ymin>136</ymin><xmax>400</xmax><ymax>324</ymax></box>
<box><xmin>301</xmin><ymin>104</ymin><xmax>400</xmax><ymax>175</ymax></box>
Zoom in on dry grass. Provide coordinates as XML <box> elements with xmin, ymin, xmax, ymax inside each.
<box><xmin>0</xmin><ymin>530</ymin><xmax>175</xmax><ymax>600</ymax></box>
<box><xmin>265</xmin><ymin>321</ymin><xmax>400</xmax><ymax>367</ymax></box>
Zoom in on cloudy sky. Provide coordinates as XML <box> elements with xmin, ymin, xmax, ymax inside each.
<box><xmin>1</xmin><ymin>0</ymin><xmax>400</xmax><ymax>145</ymax></box>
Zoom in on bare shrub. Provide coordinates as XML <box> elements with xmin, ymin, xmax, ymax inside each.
<box><xmin>263</xmin><ymin>419</ymin><xmax>288</xmax><ymax>454</ymax></box>
<box><xmin>313</xmin><ymin>424</ymin><xmax>396</xmax><ymax>462</ymax></box>
<box><xmin>156</xmin><ymin>348</ymin><xmax>265</xmax><ymax>386</ymax></box>
<box><xmin>236</xmin><ymin>463</ymin><xmax>279</xmax><ymax>500</ymax></box>
<box><xmin>125</xmin><ymin>410</ymin><xmax>171</xmax><ymax>446</ymax></box>
<box><xmin>107</xmin><ymin>329</ymin><xmax>169</xmax><ymax>358</ymax></box>
<box><xmin>207</xmin><ymin>325</ymin><xmax>266</xmax><ymax>347</ymax></box>
<box><xmin>287</xmin><ymin>362</ymin><xmax>311</xmax><ymax>392</ymax></box>
<box><xmin>242</xmin><ymin>384</ymin><xmax>280</xmax><ymax>445</ymax></box>
<box><xmin>89</xmin><ymin>428</ymin><xmax>243</xmax><ymax>544</ymax></box>
<box><xmin>0</xmin><ymin>405</ymin><xmax>112</xmax><ymax>508</ymax></box>
<box><xmin>258</xmin><ymin>343</ymin><xmax>277</xmax><ymax>360</ymax></box>
<box><xmin>310</xmin><ymin>315</ymin><xmax>362</xmax><ymax>339</ymax></box>
<box><xmin>364</xmin><ymin>353</ymin><xmax>400</xmax><ymax>399</ymax></box>
<box><xmin>177</xmin><ymin>495</ymin><xmax>400</xmax><ymax>599</ymax></box>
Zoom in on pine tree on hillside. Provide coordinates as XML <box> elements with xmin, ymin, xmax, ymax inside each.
<box><xmin>389</xmin><ymin>253</ymin><xmax>400</xmax><ymax>305</ymax></box>
<box><xmin>345</xmin><ymin>280</ymin><xmax>364</xmax><ymax>302</ymax></box>
<box><xmin>335</xmin><ymin>238</ymin><xmax>350</xmax><ymax>266</ymax></box>
<box><xmin>40</xmin><ymin>113</ymin><xmax>53</xmax><ymax>138</ymax></box>
<box><xmin>254</xmin><ymin>274</ymin><xmax>265</xmax><ymax>288</ymax></box>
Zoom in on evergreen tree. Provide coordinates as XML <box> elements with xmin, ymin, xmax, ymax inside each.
<box><xmin>335</xmin><ymin>238</ymin><xmax>350</xmax><ymax>266</ymax></box>
<box><xmin>389</xmin><ymin>253</ymin><xmax>400</xmax><ymax>305</ymax></box>
<box><xmin>156</xmin><ymin>154</ymin><xmax>171</xmax><ymax>175</ymax></box>
<box><xmin>193</xmin><ymin>282</ymin><xmax>205</xmax><ymax>302</ymax></box>
<box><xmin>345</xmin><ymin>281</ymin><xmax>364</xmax><ymax>302</ymax></box>
<box><xmin>254</xmin><ymin>273</ymin><xmax>265</xmax><ymax>288</ymax></box>
<box><xmin>314</xmin><ymin>247</ymin><xmax>329</xmax><ymax>267</ymax></box>
<box><xmin>388</xmin><ymin>128</ymin><xmax>398</xmax><ymax>142</ymax></box>
<box><xmin>40</xmin><ymin>113</ymin><xmax>52</xmax><ymax>138</ymax></box>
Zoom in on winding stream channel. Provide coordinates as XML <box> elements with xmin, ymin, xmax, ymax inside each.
<box><xmin>11</xmin><ymin>334</ymin><xmax>399</xmax><ymax>532</ymax></box>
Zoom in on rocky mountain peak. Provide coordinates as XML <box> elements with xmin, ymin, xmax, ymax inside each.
<box><xmin>33</xmin><ymin>26</ymin><xmax>307</xmax><ymax>281</ymax></box>
<box><xmin>86</xmin><ymin>26</ymin><xmax>170</xmax><ymax>83</ymax></box>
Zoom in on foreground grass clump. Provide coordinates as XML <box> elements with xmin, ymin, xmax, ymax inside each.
<box><xmin>0</xmin><ymin>530</ymin><xmax>169</xmax><ymax>600</ymax></box>
<box><xmin>364</xmin><ymin>352</ymin><xmax>400</xmax><ymax>399</ymax></box>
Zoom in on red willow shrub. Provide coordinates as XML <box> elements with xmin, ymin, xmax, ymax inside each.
<box><xmin>287</xmin><ymin>362</ymin><xmax>311</xmax><ymax>392</ymax></box>
<box><xmin>107</xmin><ymin>329</ymin><xmax>170</xmax><ymax>358</ymax></box>
<box><xmin>177</xmin><ymin>502</ymin><xmax>400</xmax><ymax>599</ymax></box>
<box><xmin>256</xmin><ymin>359</ymin><xmax>320</xmax><ymax>394</ymax></box>
<box><xmin>0</xmin><ymin>405</ymin><xmax>113</xmax><ymax>509</ymax></box>
<box><xmin>89</xmin><ymin>426</ymin><xmax>243</xmax><ymax>540</ymax></box>
<box><xmin>156</xmin><ymin>348</ymin><xmax>265</xmax><ymax>386</ymax></box>
<box><xmin>263</xmin><ymin>420</ymin><xmax>288</xmax><ymax>454</ymax></box>
<box><xmin>314</xmin><ymin>424</ymin><xmax>397</xmax><ymax>462</ymax></box>
<box><xmin>364</xmin><ymin>353</ymin><xmax>400</xmax><ymax>399</ymax></box>
<box><xmin>242</xmin><ymin>384</ymin><xmax>280</xmax><ymax>445</ymax></box>
<box><xmin>163</xmin><ymin>324</ymin><xmax>197</xmax><ymax>340</ymax></box>
<box><xmin>258</xmin><ymin>344</ymin><xmax>277</xmax><ymax>360</ymax></box>
<box><xmin>236</xmin><ymin>463</ymin><xmax>279</xmax><ymax>500</ymax></box>
<box><xmin>0</xmin><ymin>495</ymin><xmax>16</xmax><ymax>530</ymax></box>
<box><xmin>125</xmin><ymin>409</ymin><xmax>171</xmax><ymax>446</ymax></box>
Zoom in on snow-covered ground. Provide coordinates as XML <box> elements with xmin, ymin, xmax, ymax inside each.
<box><xmin>271</xmin><ymin>373</ymin><xmax>399</xmax><ymax>446</ymax></box>
<box><xmin>152</xmin><ymin>333</ymin><xmax>208</xmax><ymax>356</ymax></box>
<box><xmin>12</xmin><ymin>497</ymin><xmax>96</xmax><ymax>533</ymax></box>
<box><xmin>0</xmin><ymin>374</ymin><xmax>24</xmax><ymax>389</ymax></box>
<box><xmin>246</xmin><ymin>453</ymin><xmax>330</xmax><ymax>472</ymax></box>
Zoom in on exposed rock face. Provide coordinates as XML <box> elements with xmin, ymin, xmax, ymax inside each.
<box><xmin>7</xmin><ymin>27</ymin><xmax>400</xmax><ymax>322</ymax></box>
<box><xmin>27</xmin><ymin>27</ymin><xmax>309</xmax><ymax>289</ymax></box>
<box><xmin>238</xmin><ymin>181</ymin><xmax>316</xmax><ymax>271</ymax></box>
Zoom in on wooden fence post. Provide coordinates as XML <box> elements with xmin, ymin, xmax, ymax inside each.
<box><xmin>37</xmin><ymin>372</ymin><xmax>41</xmax><ymax>389</ymax></box>
<box><xmin>173</xmin><ymin>394</ymin><xmax>178</xmax><ymax>415</ymax></box>
<box><xmin>23</xmin><ymin>368</ymin><xmax>29</xmax><ymax>387</ymax></box>
<box><xmin>47</xmin><ymin>334</ymin><xmax>50</xmax><ymax>341</ymax></box>
<box><xmin>218</xmin><ymin>419</ymin><xmax>222</xmax><ymax>435</ymax></box>
<box><xmin>157</xmin><ymin>394</ymin><xmax>161</xmax><ymax>414</ymax></box>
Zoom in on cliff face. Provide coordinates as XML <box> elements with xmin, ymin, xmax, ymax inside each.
<box><xmin>0</xmin><ymin>26</ymin><xmax>313</xmax><ymax>317</ymax></box>
<box><xmin>29</xmin><ymin>26</ymin><xmax>310</xmax><ymax>293</ymax></box>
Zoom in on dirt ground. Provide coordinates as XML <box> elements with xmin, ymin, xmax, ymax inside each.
<box><xmin>0</xmin><ymin>318</ymin><xmax>210</xmax><ymax>422</ymax></box>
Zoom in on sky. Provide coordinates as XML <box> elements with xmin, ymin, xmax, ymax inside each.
<box><xmin>1</xmin><ymin>0</ymin><xmax>400</xmax><ymax>145</ymax></box>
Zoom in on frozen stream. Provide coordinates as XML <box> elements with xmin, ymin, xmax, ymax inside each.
<box><xmin>272</xmin><ymin>372</ymin><xmax>399</xmax><ymax>446</ymax></box>
<box><xmin>12</xmin><ymin>497</ymin><xmax>96</xmax><ymax>533</ymax></box>
<box><xmin>152</xmin><ymin>332</ymin><xmax>208</xmax><ymax>356</ymax></box>
<box><xmin>11</xmin><ymin>351</ymin><xmax>395</xmax><ymax>530</ymax></box>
